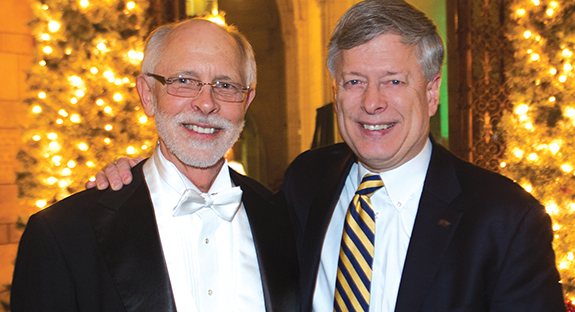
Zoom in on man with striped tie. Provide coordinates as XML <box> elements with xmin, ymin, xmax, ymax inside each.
<box><xmin>279</xmin><ymin>0</ymin><xmax>565</xmax><ymax>311</ymax></box>
<box><xmin>89</xmin><ymin>0</ymin><xmax>565</xmax><ymax>311</ymax></box>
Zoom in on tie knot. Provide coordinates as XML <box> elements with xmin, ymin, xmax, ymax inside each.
<box><xmin>356</xmin><ymin>174</ymin><xmax>384</xmax><ymax>197</ymax></box>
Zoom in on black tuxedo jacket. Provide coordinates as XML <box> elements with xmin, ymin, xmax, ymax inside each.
<box><xmin>279</xmin><ymin>141</ymin><xmax>564</xmax><ymax>312</ymax></box>
<box><xmin>11</xmin><ymin>162</ymin><xmax>299</xmax><ymax>312</ymax></box>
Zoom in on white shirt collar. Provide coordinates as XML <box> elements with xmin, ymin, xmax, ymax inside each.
<box><xmin>144</xmin><ymin>145</ymin><xmax>235</xmax><ymax>206</ymax></box>
<box><xmin>357</xmin><ymin>139</ymin><xmax>432</xmax><ymax>212</ymax></box>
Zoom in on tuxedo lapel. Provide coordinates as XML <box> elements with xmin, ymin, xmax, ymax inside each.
<box><xmin>395</xmin><ymin>143</ymin><xmax>464</xmax><ymax>312</ymax></box>
<box><xmin>300</xmin><ymin>149</ymin><xmax>355</xmax><ymax>312</ymax></box>
<box><xmin>230</xmin><ymin>169</ymin><xmax>299</xmax><ymax>312</ymax></box>
<box><xmin>89</xmin><ymin>163</ymin><xmax>176</xmax><ymax>312</ymax></box>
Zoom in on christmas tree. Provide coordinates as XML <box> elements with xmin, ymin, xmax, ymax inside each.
<box><xmin>17</xmin><ymin>0</ymin><xmax>156</xmax><ymax>209</ymax></box>
<box><xmin>503</xmin><ymin>0</ymin><xmax>575</xmax><ymax>302</ymax></box>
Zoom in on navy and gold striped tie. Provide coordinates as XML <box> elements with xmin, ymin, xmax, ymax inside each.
<box><xmin>334</xmin><ymin>174</ymin><xmax>384</xmax><ymax>312</ymax></box>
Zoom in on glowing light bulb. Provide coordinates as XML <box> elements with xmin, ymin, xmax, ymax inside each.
<box><xmin>58</xmin><ymin>180</ymin><xmax>68</xmax><ymax>188</ymax></box>
<box><xmin>40</xmin><ymin>33</ymin><xmax>50</xmax><ymax>40</ymax></box>
<box><xmin>126</xmin><ymin>1</ymin><xmax>136</xmax><ymax>9</ymax></box>
<box><xmin>139</xmin><ymin>116</ymin><xmax>148</xmax><ymax>124</ymax></box>
<box><xmin>47</xmin><ymin>177</ymin><xmax>57</xmax><ymax>185</ymax></box>
<box><xmin>36</xmin><ymin>200</ymin><xmax>47</xmax><ymax>208</ymax></box>
<box><xmin>103</xmin><ymin>71</ymin><xmax>114</xmax><ymax>78</ymax></box>
<box><xmin>547</xmin><ymin>203</ymin><xmax>559</xmax><ymax>214</ymax></box>
<box><xmin>142</xmin><ymin>145</ymin><xmax>148</xmax><ymax>150</ymax></box>
<box><xmin>514</xmin><ymin>149</ymin><xmax>524</xmax><ymax>158</ymax></box>
<box><xmin>38</xmin><ymin>91</ymin><xmax>47</xmax><ymax>99</ymax></box>
<box><xmin>78</xmin><ymin>142</ymin><xmax>88</xmax><ymax>151</ymax></box>
<box><xmin>96</xmin><ymin>99</ymin><xmax>104</xmax><ymax>106</ymax></box>
<box><xmin>42</xmin><ymin>4</ymin><xmax>48</xmax><ymax>10</ymax></box>
<box><xmin>127</xmin><ymin>146</ymin><xmax>136</xmax><ymax>154</ymax></box>
<box><xmin>523</xmin><ymin>30</ymin><xmax>532</xmax><ymax>39</ymax></box>
<box><xmin>564</xmin><ymin>63</ymin><xmax>572</xmax><ymax>71</ymax></box>
<box><xmin>75</xmin><ymin>90</ymin><xmax>85</xmax><ymax>97</ymax></box>
<box><xmin>104</xmin><ymin>138</ymin><xmax>111</xmax><ymax>144</ymax></box>
<box><xmin>128</xmin><ymin>50</ymin><xmax>137</xmax><ymax>58</ymax></box>
<box><xmin>113</xmin><ymin>93</ymin><xmax>123</xmax><ymax>101</ymax></box>
<box><xmin>137</xmin><ymin>52</ymin><xmax>144</xmax><ymax>61</ymax></box>
<box><xmin>519</xmin><ymin>115</ymin><xmax>528</xmax><ymax>122</ymax></box>
<box><xmin>52</xmin><ymin>155</ymin><xmax>62</xmax><ymax>163</ymax></box>
<box><xmin>70</xmin><ymin>98</ymin><xmax>78</xmax><ymax>104</ymax></box>
<box><xmin>39</xmin><ymin>60</ymin><xmax>46</xmax><ymax>66</ymax></box>
<box><xmin>550</xmin><ymin>1</ymin><xmax>558</xmax><ymax>8</ymax></box>
<box><xmin>516</xmin><ymin>8</ymin><xmax>526</xmax><ymax>16</ymax></box>
<box><xmin>56</xmin><ymin>119</ymin><xmax>63</xmax><ymax>124</ymax></box>
<box><xmin>47</xmin><ymin>132</ymin><xmax>58</xmax><ymax>140</ymax></box>
<box><xmin>86</xmin><ymin>161</ymin><xmax>95</xmax><ymax>167</ymax></box>
<box><xmin>549</xmin><ymin>96</ymin><xmax>556</xmax><ymax>102</ymax></box>
<box><xmin>104</xmin><ymin>124</ymin><xmax>113</xmax><ymax>131</ymax></box>
<box><xmin>565</xmin><ymin>107</ymin><xmax>575</xmax><ymax>118</ymax></box>
<box><xmin>33</xmin><ymin>135</ymin><xmax>41</xmax><ymax>141</ymax></box>
<box><xmin>525</xmin><ymin>123</ymin><xmax>533</xmax><ymax>130</ymax></box>
<box><xmin>122</xmin><ymin>77</ymin><xmax>130</xmax><ymax>83</ymax></box>
<box><xmin>522</xmin><ymin>183</ymin><xmax>533</xmax><ymax>193</ymax></box>
<box><xmin>58</xmin><ymin>110</ymin><xmax>68</xmax><ymax>117</ymax></box>
<box><xmin>528</xmin><ymin>153</ymin><xmax>538</xmax><ymax>161</ymax></box>
<box><xmin>531</xmin><ymin>0</ymin><xmax>540</xmax><ymax>5</ymax></box>
<box><xmin>79</xmin><ymin>0</ymin><xmax>89</xmax><ymax>8</ymax></box>
<box><xmin>515</xmin><ymin>104</ymin><xmax>529</xmax><ymax>115</ymax></box>
<box><xmin>500</xmin><ymin>162</ymin><xmax>506</xmax><ymax>168</ymax></box>
<box><xmin>70</xmin><ymin>114</ymin><xmax>81</xmax><ymax>123</ymax></box>
<box><xmin>549</xmin><ymin>142</ymin><xmax>560</xmax><ymax>154</ymax></box>
<box><xmin>90</xmin><ymin>67</ymin><xmax>98</xmax><ymax>74</ymax></box>
<box><xmin>70</xmin><ymin>75</ymin><xmax>82</xmax><ymax>86</ymax></box>
<box><xmin>531</xmin><ymin>54</ymin><xmax>540</xmax><ymax>61</ymax></box>
<box><xmin>115</xmin><ymin>78</ymin><xmax>122</xmax><ymax>85</ymax></box>
<box><xmin>32</xmin><ymin>106</ymin><xmax>42</xmax><ymax>113</ymax></box>
<box><xmin>562</xmin><ymin>164</ymin><xmax>573</xmax><ymax>173</ymax></box>
<box><xmin>559</xmin><ymin>75</ymin><xmax>567</xmax><ymax>82</ymax></box>
<box><xmin>550</xmin><ymin>68</ymin><xmax>557</xmax><ymax>75</ymax></box>
<box><xmin>49</xmin><ymin>142</ymin><xmax>59</xmax><ymax>150</ymax></box>
<box><xmin>554</xmin><ymin>224</ymin><xmax>562</xmax><ymax>232</ymax></box>
<box><xmin>48</xmin><ymin>21</ymin><xmax>60</xmax><ymax>32</ymax></box>
<box><xmin>97</xmin><ymin>43</ymin><xmax>107</xmax><ymax>51</ymax></box>
<box><xmin>563</xmin><ymin>49</ymin><xmax>572</xmax><ymax>57</ymax></box>
<box><xmin>67</xmin><ymin>160</ymin><xmax>76</xmax><ymax>168</ymax></box>
<box><xmin>43</xmin><ymin>46</ymin><xmax>53</xmax><ymax>54</ymax></box>
<box><xmin>546</xmin><ymin>9</ymin><xmax>554</xmax><ymax>16</ymax></box>
<box><xmin>62</xmin><ymin>168</ymin><xmax>71</xmax><ymax>176</ymax></box>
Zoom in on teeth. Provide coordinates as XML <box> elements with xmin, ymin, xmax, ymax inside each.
<box><xmin>363</xmin><ymin>123</ymin><xmax>393</xmax><ymax>131</ymax></box>
<box><xmin>185</xmin><ymin>124</ymin><xmax>216</xmax><ymax>134</ymax></box>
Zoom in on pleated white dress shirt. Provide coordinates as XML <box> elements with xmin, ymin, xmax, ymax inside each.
<box><xmin>143</xmin><ymin>146</ymin><xmax>265</xmax><ymax>312</ymax></box>
<box><xmin>312</xmin><ymin>139</ymin><xmax>432</xmax><ymax>312</ymax></box>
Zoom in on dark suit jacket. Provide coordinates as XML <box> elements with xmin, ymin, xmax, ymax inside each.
<box><xmin>279</xmin><ymin>141</ymin><xmax>565</xmax><ymax>312</ymax></box>
<box><xmin>11</xmin><ymin>162</ymin><xmax>299</xmax><ymax>312</ymax></box>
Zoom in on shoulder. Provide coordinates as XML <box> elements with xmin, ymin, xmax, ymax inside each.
<box><xmin>229</xmin><ymin>168</ymin><xmax>272</xmax><ymax>200</ymax></box>
<box><xmin>286</xmin><ymin>143</ymin><xmax>353</xmax><ymax>179</ymax></box>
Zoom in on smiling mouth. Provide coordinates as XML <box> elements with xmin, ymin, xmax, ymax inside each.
<box><xmin>183</xmin><ymin>124</ymin><xmax>218</xmax><ymax>134</ymax></box>
<box><xmin>362</xmin><ymin>123</ymin><xmax>395</xmax><ymax>131</ymax></box>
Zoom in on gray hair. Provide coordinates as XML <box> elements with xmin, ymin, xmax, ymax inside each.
<box><xmin>141</xmin><ymin>19</ymin><xmax>257</xmax><ymax>88</ymax></box>
<box><xmin>327</xmin><ymin>0</ymin><xmax>444</xmax><ymax>82</ymax></box>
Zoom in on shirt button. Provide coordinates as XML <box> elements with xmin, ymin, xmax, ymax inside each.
<box><xmin>205</xmin><ymin>238</ymin><xmax>209</xmax><ymax>244</ymax></box>
<box><xmin>207</xmin><ymin>289</ymin><xmax>213</xmax><ymax>296</ymax></box>
<box><xmin>375</xmin><ymin>212</ymin><xmax>380</xmax><ymax>219</ymax></box>
<box><xmin>396</xmin><ymin>202</ymin><xmax>402</xmax><ymax>207</ymax></box>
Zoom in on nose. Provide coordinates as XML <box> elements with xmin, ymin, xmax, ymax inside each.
<box><xmin>362</xmin><ymin>83</ymin><xmax>387</xmax><ymax>115</ymax></box>
<box><xmin>191</xmin><ymin>84</ymin><xmax>219</xmax><ymax>115</ymax></box>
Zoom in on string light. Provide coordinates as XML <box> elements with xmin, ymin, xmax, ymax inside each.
<box><xmin>48</xmin><ymin>21</ymin><xmax>61</xmax><ymax>32</ymax></box>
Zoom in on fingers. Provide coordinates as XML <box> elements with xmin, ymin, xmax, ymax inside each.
<box><xmin>94</xmin><ymin>171</ymin><xmax>111</xmax><ymax>190</ymax></box>
<box><xmin>91</xmin><ymin>156</ymin><xmax>143</xmax><ymax>191</ymax></box>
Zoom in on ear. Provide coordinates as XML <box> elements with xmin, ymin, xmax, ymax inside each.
<box><xmin>242</xmin><ymin>88</ymin><xmax>256</xmax><ymax>113</ymax></box>
<box><xmin>332</xmin><ymin>79</ymin><xmax>339</xmax><ymax>113</ymax></box>
<box><xmin>136</xmin><ymin>75</ymin><xmax>155</xmax><ymax>117</ymax></box>
<box><xmin>427</xmin><ymin>73</ymin><xmax>441</xmax><ymax>117</ymax></box>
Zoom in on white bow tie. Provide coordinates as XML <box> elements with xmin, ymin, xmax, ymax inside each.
<box><xmin>172</xmin><ymin>187</ymin><xmax>243</xmax><ymax>222</ymax></box>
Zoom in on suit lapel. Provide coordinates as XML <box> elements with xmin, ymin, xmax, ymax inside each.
<box><xmin>89</xmin><ymin>163</ymin><xmax>176</xmax><ymax>312</ymax></box>
<box><xmin>395</xmin><ymin>143</ymin><xmax>464</xmax><ymax>312</ymax></box>
<box><xmin>231</xmin><ymin>169</ymin><xmax>299</xmax><ymax>312</ymax></box>
<box><xmin>300</xmin><ymin>149</ymin><xmax>355</xmax><ymax>312</ymax></box>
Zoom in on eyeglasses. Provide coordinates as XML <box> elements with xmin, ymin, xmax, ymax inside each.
<box><xmin>146</xmin><ymin>73</ymin><xmax>250</xmax><ymax>103</ymax></box>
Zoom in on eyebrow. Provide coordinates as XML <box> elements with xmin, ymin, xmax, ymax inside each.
<box><xmin>171</xmin><ymin>71</ymin><xmax>239</xmax><ymax>83</ymax></box>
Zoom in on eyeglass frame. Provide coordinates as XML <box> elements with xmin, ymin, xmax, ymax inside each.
<box><xmin>145</xmin><ymin>73</ymin><xmax>251</xmax><ymax>103</ymax></box>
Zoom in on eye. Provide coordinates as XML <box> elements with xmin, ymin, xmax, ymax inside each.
<box><xmin>214</xmin><ymin>81</ymin><xmax>239</xmax><ymax>91</ymax></box>
<box><xmin>384</xmin><ymin>79</ymin><xmax>404</xmax><ymax>86</ymax></box>
<box><xmin>166</xmin><ymin>77</ymin><xmax>197</xmax><ymax>85</ymax></box>
<box><xmin>343</xmin><ymin>79</ymin><xmax>366</xmax><ymax>90</ymax></box>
